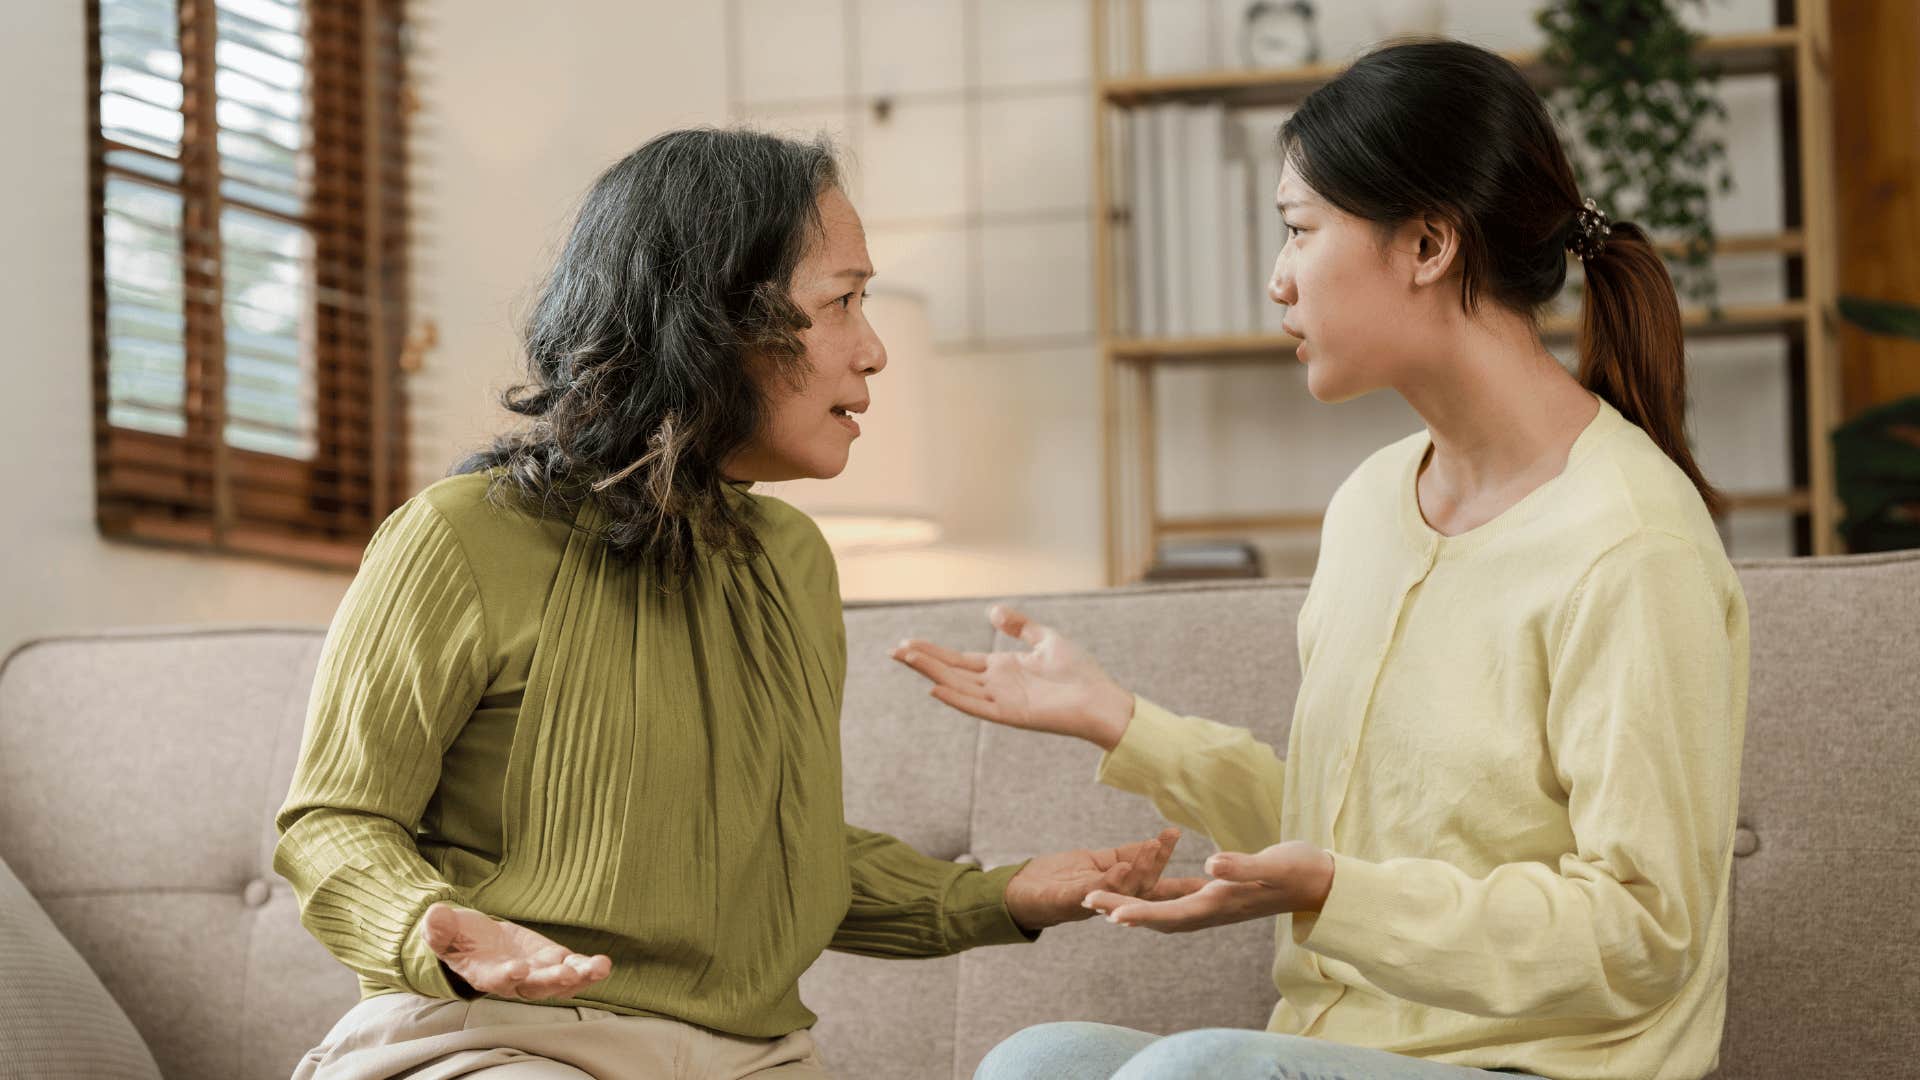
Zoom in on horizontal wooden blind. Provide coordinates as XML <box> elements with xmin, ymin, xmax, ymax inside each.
<box><xmin>89</xmin><ymin>0</ymin><xmax>410</xmax><ymax>569</ymax></box>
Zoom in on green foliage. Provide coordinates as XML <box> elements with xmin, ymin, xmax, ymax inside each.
<box><xmin>1537</xmin><ymin>0</ymin><xmax>1733</xmax><ymax>308</ymax></box>
<box><xmin>1838</xmin><ymin>296</ymin><xmax>1920</xmax><ymax>342</ymax></box>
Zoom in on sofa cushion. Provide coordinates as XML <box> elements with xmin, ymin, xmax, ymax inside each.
<box><xmin>0</xmin><ymin>628</ymin><xmax>362</xmax><ymax>1080</ymax></box>
<box><xmin>0</xmin><ymin>849</ymin><xmax>163</xmax><ymax>1079</ymax></box>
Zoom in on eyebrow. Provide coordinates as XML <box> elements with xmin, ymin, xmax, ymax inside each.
<box><xmin>1276</xmin><ymin>199</ymin><xmax>1309</xmax><ymax>213</ymax></box>
<box><xmin>830</xmin><ymin>268</ymin><xmax>875</xmax><ymax>282</ymax></box>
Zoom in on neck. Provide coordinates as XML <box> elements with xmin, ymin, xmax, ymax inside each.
<box><xmin>1394</xmin><ymin>307</ymin><xmax>1598</xmax><ymax>495</ymax></box>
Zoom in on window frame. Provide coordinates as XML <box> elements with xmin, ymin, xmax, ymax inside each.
<box><xmin>87</xmin><ymin>0</ymin><xmax>412</xmax><ymax>570</ymax></box>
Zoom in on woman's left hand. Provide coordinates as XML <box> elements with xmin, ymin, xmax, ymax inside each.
<box><xmin>1004</xmin><ymin>827</ymin><xmax>1210</xmax><ymax>931</ymax></box>
<box><xmin>1081</xmin><ymin>840</ymin><xmax>1336</xmax><ymax>932</ymax></box>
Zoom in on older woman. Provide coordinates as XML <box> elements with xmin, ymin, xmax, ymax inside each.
<box><xmin>278</xmin><ymin>129</ymin><xmax>1192</xmax><ymax>1080</ymax></box>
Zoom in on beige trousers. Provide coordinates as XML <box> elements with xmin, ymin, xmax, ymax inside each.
<box><xmin>292</xmin><ymin>993</ymin><xmax>832</xmax><ymax>1080</ymax></box>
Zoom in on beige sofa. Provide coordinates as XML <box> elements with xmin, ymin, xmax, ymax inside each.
<box><xmin>2</xmin><ymin>552</ymin><xmax>1916</xmax><ymax>1079</ymax></box>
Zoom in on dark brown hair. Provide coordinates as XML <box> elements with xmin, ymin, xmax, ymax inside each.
<box><xmin>1279</xmin><ymin>39</ymin><xmax>1720</xmax><ymax>514</ymax></box>
<box><xmin>452</xmin><ymin>128</ymin><xmax>844</xmax><ymax>573</ymax></box>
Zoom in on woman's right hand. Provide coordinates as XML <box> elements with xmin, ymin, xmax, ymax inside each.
<box><xmin>891</xmin><ymin>605</ymin><xmax>1135</xmax><ymax>750</ymax></box>
<box><xmin>419</xmin><ymin>902</ymin><xmax>613</xmax><ymax>1000</ymax></box>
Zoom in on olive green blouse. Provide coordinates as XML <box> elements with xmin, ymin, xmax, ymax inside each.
<box><xmin>274</xmin><ymin>469</ymin><xmax>1031</xmax><ymax>1039</ymax></box>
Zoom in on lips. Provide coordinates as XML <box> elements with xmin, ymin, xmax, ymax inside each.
<box><xmin>830</xmin><ymin>400</ymin><xmax>866</xmax><ymax>436</ymax></box>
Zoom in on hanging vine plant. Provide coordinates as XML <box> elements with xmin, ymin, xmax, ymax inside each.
<box><xmin>1536</xmin><ymin>0</ymin><xmax>1734</xmax><ymax>309</ymax></box>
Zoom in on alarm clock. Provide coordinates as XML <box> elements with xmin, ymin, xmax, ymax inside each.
<box><xmin>1242</xmin><ymin>0</ymin><xmax>1321</xmax><ymax>69</ymax></box>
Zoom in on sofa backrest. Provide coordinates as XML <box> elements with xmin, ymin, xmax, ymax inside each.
<box><xmin>2</xmin><ymin>551</ymin><xmax>1915</xmax><ymax>1079</ymax></box>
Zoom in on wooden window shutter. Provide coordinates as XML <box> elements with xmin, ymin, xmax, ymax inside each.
<box><xmin>89</xmin><ymin>0</ymin><xmax>411</xmax><ymax>570</ymax></box>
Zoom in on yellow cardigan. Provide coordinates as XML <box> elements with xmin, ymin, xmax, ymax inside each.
<box><xmin>1100</xmin><ymin>398</ymin><xmax>1748</xmax><ymax>1080</ymax></box>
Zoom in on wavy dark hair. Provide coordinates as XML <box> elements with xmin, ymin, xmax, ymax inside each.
<box><xmin>1280</xmin><ymin>39</ymin><xmax>1720</xmax><ymax>514</ymax></box>
<box><xmin>451</xmin><ymin>127</ymin><xmax>842</xmax><ymax>573</ymax></box>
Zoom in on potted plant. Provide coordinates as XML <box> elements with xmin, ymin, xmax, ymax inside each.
<box><xmin>1537</xmin><ymin>0</ymin><xmax>1733</xmax><ymax>308</ymax></box>
<box><xmin>1833</xmin><ymin>297</ymin><xmax>1920</xmax><ymax>553</ymax></box>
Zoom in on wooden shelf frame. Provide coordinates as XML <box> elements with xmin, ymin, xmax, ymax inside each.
<box><xmin>1092</xmin><ymin>2</ymin><xmax>1845</xmax><ymax>584</ymax></box>
<box><xmin>1099</xmin><ymin>27</ymin><xmax>1803</xmax><ymax>109</ymax></box>
<box><xmin>1153</xmin><ymin>488</ymin><xmax>1815</xmax><ymax>544</ymax></box>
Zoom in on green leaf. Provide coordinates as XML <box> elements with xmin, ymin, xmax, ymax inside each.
<box><xmin>1839</xmin><ymin>296</ymin><xmax>1920</xmax><ymax>341</ymax></box>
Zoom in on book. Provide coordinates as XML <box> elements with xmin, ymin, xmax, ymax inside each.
<box><xmin>1155</xmin><ymin>104</ymin><xmax>1190</xmax><ymax>339</ymax></box>
<box><xmin>1187</xmin><ymin>102</ymin><xmax>1228</xmax><ymax>337</ymax></box>
<box><xmin>1222</xmin><ymin>119</ymin><xmax>1258</xmax><ymax>335</ymax></box>
<box><xmin>1130</xmin><ymin>107</ymin><xmax>1163</xmax><ymax>338</ymax></box>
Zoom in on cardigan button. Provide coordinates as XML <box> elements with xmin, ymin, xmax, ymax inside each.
<box><xmin>1732</xmin><ymin>827</ymin><xmax>1759</xmax><ymax>858</ymax></box>
<box><xmin>953</xmin><ymin>853</ymin><xmax>982</xmax><ymax>867</ymax></box>
<box><xmin>242</xmin><ymin>879</ymin><xmax>273</xmax><ymax>908</ymax></box>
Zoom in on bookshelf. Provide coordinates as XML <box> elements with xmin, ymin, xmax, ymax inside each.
<box><xmin>1089</xmin><ymin>2</ymin><xmax>1843</xmax><ymax>585</ymax></box>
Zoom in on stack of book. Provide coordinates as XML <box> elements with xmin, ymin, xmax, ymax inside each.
<box><xmin>1128</xmin><ymin>104</ymin><xmax>1296</xmax><ymax>340</ymax></box>
<box><xmin>1143</xmin><ymin>539</ymin><xmax>1266</xmax><ymax>581</ymax></box>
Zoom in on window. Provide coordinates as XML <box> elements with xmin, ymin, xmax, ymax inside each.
<box><xmin>89</xmin><ymin>0</ymin><xmax>411</xmax><ymax>568</ymax></box>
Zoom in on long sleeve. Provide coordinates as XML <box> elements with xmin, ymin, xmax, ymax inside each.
<box><xmin>273</xmin><ymin>497</ymin><xmax>491</xmax><ymax>999</ymax></box>
<box><xmin>829</xmin><ymin>826</ymin><xmax>1036</xmax><ymax>957</ymax></box>
<box><xmin>1292</xmin><ymin>530</ymin><xmax>1741</xmax><ymax>1022</ymax></box>
<box><xmin>1095</xmin><ymin>697</ymin><xmax>1289</xmax><ymax>856</ymax></box>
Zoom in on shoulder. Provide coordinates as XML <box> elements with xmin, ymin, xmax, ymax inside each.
<box><xmin>376</xmin><ymin>470</ymin><xmax>574</xmax><ymax>607</ymax></box>
<box><xmin>1322</xmin><ymin>426</ymin><xmax>1427</xmax><ymax>534</ymax></box>
<box><xmin>1563</xmin><ymin>412</ymin><xmax>1730</xmax><ymax>569</ymax></box>
<box><xmin>744</xmin><ymin>491</ymin><xmax>835</xmax><ymax>578</ymax></box>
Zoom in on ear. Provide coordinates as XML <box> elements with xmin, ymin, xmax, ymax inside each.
<box><xmin>1406</xmin><ymin>211</ymin><xmax>1461</xmax><ymax>289</ymax></box>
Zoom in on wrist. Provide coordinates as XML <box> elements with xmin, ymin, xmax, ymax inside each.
<box><xmin>1309</xmin><ymin>848</ymin><xmax>1336</xmax><ymax>913</ymax></box>
<box><xmin>1079</xmin><ymin>681</ymin><xmax>1135</xmax><ymax>751</ymax></box>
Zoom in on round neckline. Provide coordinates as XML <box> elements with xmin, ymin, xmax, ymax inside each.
<box><xmin>1398</xmin><ymin>394</ymin><xmax>1618</xmax><ymax>555</ymax></box>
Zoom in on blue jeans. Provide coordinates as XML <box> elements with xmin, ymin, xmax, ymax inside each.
<box><xmin>973</xmin><ymin>1022</ymin><xmax>1550</xmax><ymax>1080</ymax></box>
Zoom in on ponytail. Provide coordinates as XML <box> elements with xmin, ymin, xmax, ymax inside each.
<box><xmin>1574</xmin><ymin>220</ymin><xmax>1722</xmax><ymax>516</ymax></box>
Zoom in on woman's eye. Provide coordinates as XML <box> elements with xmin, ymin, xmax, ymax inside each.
<box><xmin>834</xmin><ymin>291</ymin><xmax>871</xmax><ymax>310</ymax></box>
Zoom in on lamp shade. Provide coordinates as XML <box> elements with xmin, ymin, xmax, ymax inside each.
<box><xmin>768</xmin><ymin>288</ymin><xmax>943</xmax><ymax>556</ymax></box>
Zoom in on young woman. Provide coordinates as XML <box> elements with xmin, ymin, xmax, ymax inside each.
<box><xmin>895</xmin><ymin>40</ymin><xmax>1748</xmax><ymax>1080</ymax></box>
<box><xmin>277</xmin><ymin>129</ymin><xmax>1193</xmax><ymax>1080</ymax></box>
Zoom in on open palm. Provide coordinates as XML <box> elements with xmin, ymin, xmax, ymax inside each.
<box><xmin>891</xmin><ymin>605</ymin><xmax>1130</xmax><ymax>744</ymax></box>
<box><xmin>419</xmin><ymin>902</ymin><xmax>612</xmax><ymax>1001</ymax></box>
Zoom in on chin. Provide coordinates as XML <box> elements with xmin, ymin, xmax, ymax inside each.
<box><xmin>1303</xmin><ymin>357</ymin><xmax>1374</xmax><ymax>405</ymax></box>
<box><xmin>804</xmin><ymin>448</ymin><xmax>853</xmax><ymax>480</ymax></box>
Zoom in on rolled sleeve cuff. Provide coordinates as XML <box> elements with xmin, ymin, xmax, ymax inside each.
<box><xmin>399</xmin><ymin>896</ymin><xmax>482</xmax><ymax>1000</ymax></box>
<box><xmin>947</xmin><ymin>861</ymin><xmax>1041</xmax><ymax>948</ymax></box>
<box><xmin>1289</xmin><ymin>851</ymin><xmax>1401</xmax><ymax>970</ymax></box>
<box><xmin>1094</xmin><ymin>695</ymin><xmax>1186</xmax><ymax>796</ymax></box>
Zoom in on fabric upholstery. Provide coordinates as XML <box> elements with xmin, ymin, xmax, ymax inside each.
<box><xmin>0</xmin><ymin>850</ymin><xmax>162</xmax><ymax>1079</ymax></box>
<box><xmin>0</xmin><ymin>552</ymin><xmax>1915</xmax><ymax>1078</ymax></box>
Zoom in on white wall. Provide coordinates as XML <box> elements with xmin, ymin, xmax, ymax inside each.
<box><xmin>1</xmin><ymin>0</ymin><xmax>1807</xmax><ymax>660</ymax></box>
<box><xmin>0</xmin><ymin>1</ymin><xmax>733</xmax><ymax>661</ymax></box>
<box><xmin>1</xmin><ymin>2</ymin><xmax>350</xmax><ymax>662</ymax></box>
<box><xmin>736</xmin><ymin>0</ymin><xmax>1801</xmax><ymax>585</ymax></box>
<box><xmin>402</xmin><ymin>0</ymin><xmax>732</xmax><ymax>492</ymax></box>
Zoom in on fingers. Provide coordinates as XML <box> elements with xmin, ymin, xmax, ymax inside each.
<box><xmin>989</xmin><ymin>604</ymin><xmax>1046</xmax><ymax>647</ymax></box>
<box><xmin>892</xmin><ymin>638</ymin><xmax>988</xmax><ymax>673</ymax></box>
<box><xmin>1111</xmin><ymin>827</ymin><xmax>1181</xmax><ymax>896</ymax></box>
<box><xmin>509</xmin><ymin>952</ymin><xmax>613</xmax><ymax>1000</ymax></box>
<box><xmin>893</xmin><ymin>647</ymin><xmax>988</xmax><ymax>696</ymax></box>
<box><xmin>1204</xmin><ymin>851</ymin><xmax>1271</xmax><ymax>884</ymax></box>
<box><xmin>462</xmin><ymin>955</ymin><xmax>531</xmax><ymax>995</ymax></box>
<box><xmin>1144</xmin><ymin>875</ymin><xmax>1212</xmax><ymax>901</ymax></box>
<box><xmin>1083</xmin><ymin>879</ymin><xmax>1260</xmax><ymax>932</ymax></box>
<box><xmin>930</xmin><ymin>684</ymin><xmax>1006</xmax><ymax>724</ymax></box>
<box><xmin>1141</xmin><ymin>828</ymin><xmax>1179</xmax><ymax>889</ymax></box>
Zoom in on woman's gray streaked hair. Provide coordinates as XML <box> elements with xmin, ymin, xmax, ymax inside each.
<box><xmin>452</xmin><ymin>127</ymin><xmax>842</xmax><ymax>577</ymax></box>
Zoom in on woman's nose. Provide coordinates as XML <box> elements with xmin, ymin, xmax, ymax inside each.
<box><xmin>1267</xmin><ymin>251</ymin><xmax>1296</xmax><ymax>306</ymax></box>
<box><xmin>860</xmin><ymin>325</ymin><xmax>888</xmax><ymax>376</ymax></box>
